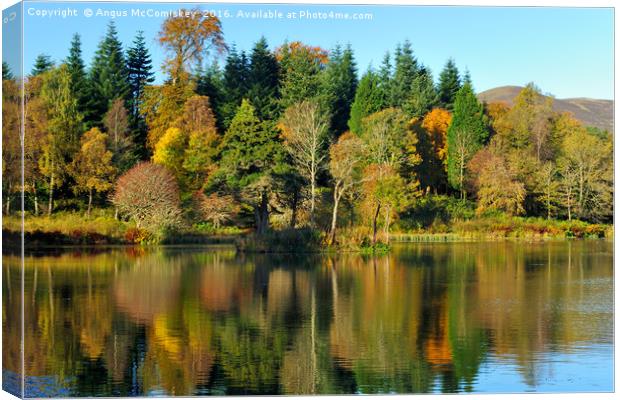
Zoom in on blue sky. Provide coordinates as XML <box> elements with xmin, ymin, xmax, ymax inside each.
<box><xmin>13</xmin><ymin>2</ymin><xmax>615</xmax><ymax>99</ymax></box>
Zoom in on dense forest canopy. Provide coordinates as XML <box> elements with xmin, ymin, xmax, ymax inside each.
<box><xmin>2</xmin><ymin>9</ymin><xmax>613</xmax><ymax>244</ymax></box>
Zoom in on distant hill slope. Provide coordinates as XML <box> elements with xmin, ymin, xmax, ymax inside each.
<box><xmin>478</xmin><ymin>86</ymin><xmax>614</xmax><ymax>133</ymax></box>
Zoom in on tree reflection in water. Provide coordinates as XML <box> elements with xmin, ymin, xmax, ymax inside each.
<box><xmin>2</xmin><ymin>241</ymin><xmax>613</xmax><ymax>396</ymax></box>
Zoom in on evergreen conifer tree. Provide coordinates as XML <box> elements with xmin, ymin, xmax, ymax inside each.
<box><xmin>31</xmin><ymin>54</ymin><xmax>54</xmax><ymax>76</ymax></box>
<box><xmin>437</xmin><ymin>58</ymin><xmax>461</xmax><ymax>110</ymax></box>
<box><xmin>348</xmin><ymin>70</ymin><xmax>383</xmax><ymax>135</ymax></box>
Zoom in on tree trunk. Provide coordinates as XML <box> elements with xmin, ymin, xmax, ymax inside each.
<box><xmin>5</xmin><ymin>194</ymin><xmax>10</xmax><ymax>215</ymax></box>
<box><xmin>48</xmin><ymin>171</ymin><xmax>54</xmax><ymax>216</ymax></box>
<box><xmin>290</xmin><ymin>189</ymin><xmax>299</xmax><ymax>229</ymax></box>
<box><xmin>459</xmin><ymin>157</ymin><xmax>465</xmax><ymax>200</ymax></box>
<box><xmin>87</xmin><ymin>187</ymin><xmax>93</xmax><ymax>217</ymax></box>
<box><xmin>329</xmin><ymin>188</ymin><xmax>341</xmax><ymax>245</ymax></box>
<box><xmin>310</xmin><ymin>178</ymin><xmax>316</xmax><ymax>226</ymax></box>
<box><xmin>372</xmin><ymin>202</ymin><xmax>381</xmax><ymax>245</ymax></box>
<box><xmin>33</xmin><ymin>181</ymin><xmax>39</xmax><ymax>216</ymax></box>
<box><xmin>384</xmin><ymin>205</ymin><xmax>391</xmax><ymax>244</ymax></box>
<box><xmin>255</xmin><ymin>191</ymin><xmax>269</xmax><ymax>235</ymax></box>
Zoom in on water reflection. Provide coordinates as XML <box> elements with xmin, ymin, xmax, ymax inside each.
<box><xmin>2</xmin><ymin>241</ymin><xmax>613</xmax><ymax>396</ymax></box>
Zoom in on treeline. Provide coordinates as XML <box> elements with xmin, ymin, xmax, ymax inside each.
<box><xmin>2</xmin><ymin>9</ymin><xmax>612</xmax><ymax>244</ymax></box>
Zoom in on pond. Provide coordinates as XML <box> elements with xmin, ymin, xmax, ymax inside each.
<box><xmin>2</xmin><ymin>241</ymin><xmax>613</xmax><ymax>396</ymax></box>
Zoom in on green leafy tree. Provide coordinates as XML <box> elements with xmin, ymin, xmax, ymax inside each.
<box><xmin>70</xmin><ymin>127</ymin><xmax>116</xmax><ymax>215</ymax></box>
<box><xmin>88</xmin><ymin>22</ymin><xmax>130</xmax><ymax>126</ymax></box>
<box><xmin>31</xmin><ymin>54</ymin><xmax>54</xmax><ymax>76</ymax></box>
<box><xmin>39</xmin><ymin>65</ymin><xmax>84</xmax><ymax>214</ymax></box>
<box><xmin>348</xmin><ymin>70</ymin><xmax>383</xmax><ymax>135</ymax></box>
<box><xmin>437</xmin><ymin>58</ymin><xmax>461</xmax><ymax>110</ymax></box>
<box><xmin>446</xmin><ymin>83</ymin><xmax>488</xmax><ymax>198</ymax></box>
<box><xmin>212</xmin><ymin>99</ymin><xmax>283</xmax><ymax>234</ymax></box>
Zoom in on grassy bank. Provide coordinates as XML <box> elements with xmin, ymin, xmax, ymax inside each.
<box><xmin>1</xmin><ymin>210</ymin><xmax>242</xmax><ymax>248</ymax></box>
<box><xmin>2</xmin><ymin>209</ymin><xmax>611</xmax><ymax>253</ymax></box>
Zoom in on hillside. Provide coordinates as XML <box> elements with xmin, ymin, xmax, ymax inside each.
<box><xmin>478</xmin><ymin>86</ymin><xmax>614</xmax><ymax>133</ymax></box>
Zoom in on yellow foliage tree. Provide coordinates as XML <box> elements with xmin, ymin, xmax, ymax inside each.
<box><xmin>70</xmin><ymin>128</ymin><xmax>116</xmax><ymax>216</ymax></box>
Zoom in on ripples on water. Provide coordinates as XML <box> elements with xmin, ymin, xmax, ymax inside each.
<box><xmin>2</xmin><ymin>241</ymin><xmax>613</xmax><ymax>396</ymax></box>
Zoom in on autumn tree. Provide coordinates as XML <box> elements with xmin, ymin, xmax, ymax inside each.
<box><xmin>420</xmin><ymin>108</ymin><xmax>451</xmax><ymax>191</ymax></box>
<box><xmin>279</xmin><ymin>100</ymin><xmax>330</xmax><ymax>224</ymax></box>
<box><xmin>152</xmin><ymin>127</ymin><xmax>186</xmax><ymax>180</ymax></box>
<box><xmin>180</xmin><ymin>96</ymin><xmax>220</xmax><ymax>189</ymax></box>
<box><xmin>446</xmin><ymin>83</ymin><xmax>488</xmax><ymax>198</ymax></box>
<box><xmin>111</xmin><ymin>162</ymin><xmax>183</xmax><ymax>232</ymax></box>
<box><xmin>468</xmin><ymin>147</ymin><xmax>525</xmax><ymax>216</ymax></box>
<box><xmin>158</xmin><ymin>7</ymin><xmax>226</xmax><ymax>81</ymax></box>
<box><xmin>196</xmin><ymin>192</ymin><xmax>239</xmax><ymax>229</ymax></box>
<box><xmin>359</xmin><ymin>108</ymin><xmax>412</xmax><ymax>243</ymax></box>
<box><xmin>104</xmin><ymin>98</ymin><xmax>135</xmax><ymax>172</ymax></box>
<box><xmin>70</xmin><ymin>128</ymin><xmax>116</xmax><ymax>216</ymax></box>
<box><xmin>2</xmin><ymin>74</ymin><xmax>21</xmax><ymax>214</ymax></box>
<box><xmin>141</xmin><ymin>80</ymin><xmax>194</xmax><ymax>150</ymax></box>
<box><xmin>39</xmin><ymin>65</ymin><xmax>84</xmax><ymax>215</ymax></box>
<box><xmin>328</xmin><ymin>132</ymin><xmax>367</xmax><ymax>244</ymax></box>
<box><xmin>558</xmin><ymin>126</ymin><xmax>612</xmax><ymax>222</ymax></box>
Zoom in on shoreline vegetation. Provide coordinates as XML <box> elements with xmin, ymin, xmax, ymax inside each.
<box><xmin>2</xmin><ymin>206</ymin><xmax>612</xmax><ymax>254</ymax></box>
<box><xmin>2</xmin><ymin>9</ymin><xmax>613</xmax><ymax>254</ymax></box>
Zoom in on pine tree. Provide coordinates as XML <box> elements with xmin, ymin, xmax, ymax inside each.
<box><xmin>377</xmin><ymin>52</ymin><xmax>393</xmax><ymax>108</ymax></box>
<box><xmin>447</xmin><ymin>82</ymin><xmax>488</xmax><ymax>197</ymax></box>
<box><xmin>65</xmin><ymin>34</ymin><xmax>89</xmax><ymax>115</ymax></box>
<box><xmin>221</xmin><ymin>46</ymin><xmax>250</xmax><ymax>129</ymax></box>
<box><xmin>196</xmin><ymin>62</ymin><xmax>226</xmax><ymax>131</ymax></box>
<box><xmin>348</xmin><ymin>70</ymin><xmax>383</xmax><ymax>134</ymax></box>
<box><xmin>31</xmin><ymin>54</ymin><xmax>54</xmax><ymax>76</ymax></box>
<box><xmin>126</xmin><ymin>31</ymin><xmax>155</xmax><ymax>158</ymax></box>
<box><xmin>2</xmin><ymin>62</ymin><xmax>13</xmax><ymax>81</ymax></box>
<box><xmin>214</xmin><ymin>99</ymin><xmax>283</xmax><ymax>234</ymax></box>
<box><xmin>87</xmin><ymin>22</ymin><xmax>130</xmax><ymax>126</ymax></box>
<box><xmin>437</xmin><ymin>58</ymin><xmax>461</xmax><ymax>111</ymax></box>
<box><xmin>278</xmin><ymin>41</ymin><xmax>327</xmax><ymax>109</ymax></box>
<box><xmin>127</xmin><ymin>31</ymin><xmax>155</xmax><ymax>118</ymax></box>
<box><xmin>404</xmin><ymin>66</ymin><xmax>438</xmax><ymax>118</ymax></box>
<box><xmin>247</xmin><ymin>37</ymin><xmax>280</xmax><ymax>121</ymax></box>
<box><xmin>321</xmin><ymin>44</ymin><xmax>358</xmax><ymax>136</ymax></box>
<box><xmin>391</xmin><ymin>41</ymin><xmax>418</xmax><ymax>108</ymax></box>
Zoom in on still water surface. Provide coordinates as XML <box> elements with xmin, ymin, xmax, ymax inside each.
<box><xmin>2</xmin><ymin>241</ymin><xmax>613</xmax><ymax>396</ymax></box>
